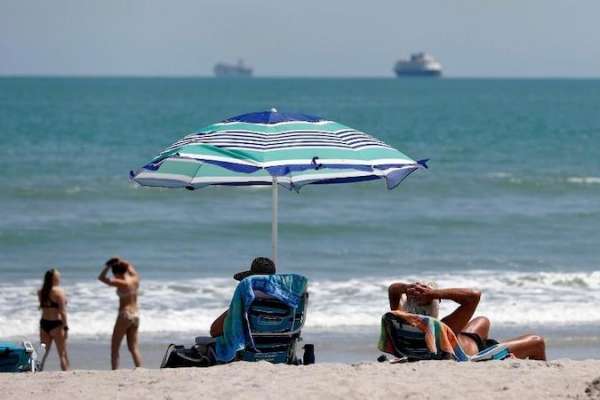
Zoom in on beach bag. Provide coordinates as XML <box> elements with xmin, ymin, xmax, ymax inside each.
<box><xmin>160</xmin><ymin>338</ymin><xmax>216</xmax><ymax>368</ymax></box>
<box><xmin>0</xmin><ymin>341</ymin><xmax>36</xmax><ymax>373</ymax></box>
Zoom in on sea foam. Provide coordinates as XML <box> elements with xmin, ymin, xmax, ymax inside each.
<box><xmin>567</xmin><ymin>177</ymin><xmax>600</xmax><ymax>185</ymax></box>
<box><xmin>1</xmin><ymin>270</ymin><xmax>599</xmax><ymax>338</ymax></box>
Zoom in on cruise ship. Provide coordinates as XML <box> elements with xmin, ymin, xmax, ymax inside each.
<box><xmin>213</xmin><ymin>60</ymin><xmax>253</xmax><ymax>77</ymax></box>
<box><xmin>394</xmin><ymin>53</ymin><xmax>442</xmax><ymax>77</ymax></box>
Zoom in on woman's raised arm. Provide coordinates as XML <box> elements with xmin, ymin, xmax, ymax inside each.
<box><xmin>388</xmin><ymin>282</ymin><xmax>410</xmax><ymax>310</ymax></box>
<box><xmin>98</xmin><ymin>265</ymin><xmax>128</xmax><ymax>288</ymax></box>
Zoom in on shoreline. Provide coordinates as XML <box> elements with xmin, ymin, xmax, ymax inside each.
<box><xmin>2</xmin><ymin>360</ymin><xmax>599</xmax><ymax>400</ymax></box>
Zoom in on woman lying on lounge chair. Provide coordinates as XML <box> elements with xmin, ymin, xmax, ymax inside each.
<box><xmin>388</xmin><ymin>282</ymin><xmax>547</xmax><ymax>360</ymax></box>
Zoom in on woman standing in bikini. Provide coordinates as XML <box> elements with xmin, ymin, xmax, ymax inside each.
<box><xmin>38</xmin><ymin>268</ymin><xmax>70</xmax><ymax>371</ymax></box>
<box><xmin>98</xmin><ymin>257</ymin><xmax>143</xmax><ymax>369</ymax></box>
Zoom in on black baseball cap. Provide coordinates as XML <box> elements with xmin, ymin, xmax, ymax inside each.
<box><xmin>234</xmin><ymin>257</ymin><xmax>276</xmax><ymax>281</ymax></box>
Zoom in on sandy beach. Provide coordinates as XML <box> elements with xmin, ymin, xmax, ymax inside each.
<box><xmin>3</xmin><ymin>2</ymin><xmax>600</xmax><ymax>399</ymax></box>
<box><xmin>2</xmin><ymin>360</ymin><xmax>599</xmax><ymax>400</ymax></box>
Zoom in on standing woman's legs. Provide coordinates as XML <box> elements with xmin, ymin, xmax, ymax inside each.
<box><xmin>51</xmin><ymin>327</ymin><xmax>69</xmax><ymax>371</ymax></box>
<box><xmin>39</xmin><ymin>329</ymin><xmax>52</xmax><ymax>371</ymax></box>
<box><xmin>111</xmin><ymin>317</ymin><xmax>129</xmax><ymax>370</ymax></box>
<box><xmin>126</xmin><ymin>321</ymin><xmax>142</xmax><ymax>368</ymax></box>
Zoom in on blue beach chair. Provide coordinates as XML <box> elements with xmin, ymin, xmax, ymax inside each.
<box><xmin>0</xmin><ymin>341</ymin><xmax>39</xmax><ymax>373</ymax></box>
<box><xmin>241</xmin><ymin>289</ymin><xmax>309</xmax><ymax>364</ymax></box>
<box><xmin>162</xmin><ymin>274</ymin><xmax>311</xmax><ymax>368</ymax></box>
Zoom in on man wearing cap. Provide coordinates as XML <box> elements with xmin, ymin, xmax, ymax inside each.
<box><xmin>209</xmin><ymin>257</ymin><xmax>276</xmax><ymax>337</ymax></box>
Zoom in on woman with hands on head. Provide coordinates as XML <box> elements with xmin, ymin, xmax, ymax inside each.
<box><xmin>98</xmin><ymin>257</ymin><xmax>142</xmax><ymax>369</ymax></box>
<box><xmin>388</xmin><ymin>281</ymin><xmax>547</xmax><ymax>360</ymax></box>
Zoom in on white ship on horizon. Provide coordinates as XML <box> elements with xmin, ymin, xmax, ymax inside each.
<box><xmin>214</xmin><ymin>59</ymin><xmax>253</xmax><ymax>78</ymax></box>
<box><xmin>394</xmin><ymin>52</ymin><xmax>442</xmax><ymax>77</ymax></box>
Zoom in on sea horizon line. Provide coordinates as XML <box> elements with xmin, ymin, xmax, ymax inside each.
<box><xmin>1</xmin><ymin>74</ymin><xmax>600</xmax><ymax>80</ymax></box>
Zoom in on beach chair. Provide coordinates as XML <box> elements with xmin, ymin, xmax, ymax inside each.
<box><xmin>0</xmin><ymin>341</ymin><xmax>40</xmax><ymax>373</ymax></box>
<box><xmin>380</xmin><ymin>312</ymin><xmax>451</xmax><ymax>362</ymax></box>
<box><xmin>240</xmin><ymin>289</ymin><xmax>309</xmax><ymax>364</ymax></box>
<box><xmin>162</xmin><ymin>274</ymin><xmax>311</xmax><ymax>368</ymax></box>
<box><xmin>379</xmin><ymin>312</ymin><xmax>510</xmax><ymax>362</ymax></box>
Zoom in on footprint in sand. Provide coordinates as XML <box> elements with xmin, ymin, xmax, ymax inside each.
<box><xmin>585</xmin><ymin>377</ymin><xmax>600</xmax><ymax>399</ymax></box>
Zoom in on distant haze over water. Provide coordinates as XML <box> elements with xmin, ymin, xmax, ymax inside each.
<box><xmin>2</xmin><ymin>1</ymin><xmax>600</xmax><ymax>77</ymax></box>
<box><xmin>0</xmin><ymin>78</ymin><xmax>599</xmax><ymax>341</ymax></box>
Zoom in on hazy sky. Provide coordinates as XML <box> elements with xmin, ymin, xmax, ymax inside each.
<box><xmin>2</xmin><ymin>0</ymin><xmax>600</xmax><ymax>77</ymax></box>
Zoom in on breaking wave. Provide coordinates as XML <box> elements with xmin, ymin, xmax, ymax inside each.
<box><xmin>1</xmin><ymin>270</ymin><xmax>599</xmax><ymax>338</ymax></box>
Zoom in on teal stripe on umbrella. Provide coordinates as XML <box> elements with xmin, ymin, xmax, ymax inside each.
<box><xmin>131</xmin><ymin>109</ymin><xmax>426</xmax><ymax>191</ymax></box>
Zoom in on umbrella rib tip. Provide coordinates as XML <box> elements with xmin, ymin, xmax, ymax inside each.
<box><xmin>417</xmin><ymin>159</ymin><xmax>430</xmax><ymax>169</ymax></box>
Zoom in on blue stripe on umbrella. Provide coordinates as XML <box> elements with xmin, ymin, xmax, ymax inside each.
<box><xmin>223</xmin><ymin>111</ymin><xmax>323</xmax><ymax>124</ymax></box>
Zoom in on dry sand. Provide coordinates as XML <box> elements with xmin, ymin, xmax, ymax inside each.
<box><xmin>2</xmin><ymin>359</ymin><xmax>599</xmax><ymax>400</ymax></box>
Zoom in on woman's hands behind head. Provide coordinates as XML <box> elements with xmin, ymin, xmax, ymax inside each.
<box><xmin>406</xmin><ymin>282</ymin><xmax>437</xmax><ymax>305</ymax></box>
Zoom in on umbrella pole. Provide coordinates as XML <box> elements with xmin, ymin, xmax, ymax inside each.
<box><xmin>272</xmin><ymin>176</ymin><xmax>278</xmax><ymax>265</ymax></box>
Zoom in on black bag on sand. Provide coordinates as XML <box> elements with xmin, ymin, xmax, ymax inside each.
<box><xmin>160</xmin><ymin>340</ymin><xmax>216</xmax><ymax>368</ymax></box>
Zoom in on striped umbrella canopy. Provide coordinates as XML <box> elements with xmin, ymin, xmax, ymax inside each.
<box><xmin>130</xmin><ymin>109</ymin><xmax>427</xmax><ymax>263</ymax></box>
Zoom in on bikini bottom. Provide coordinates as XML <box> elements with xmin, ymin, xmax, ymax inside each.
<box><xmin>40</xmin><ymin>319</ymin><xmax>63</xmax><ymax>334</ymax></box>
<box><xmin>118</xmin><ymin>309</ymin><xmax>140</xmax><ymax>327</ymax></box>
<box><xmin>460</xmin><ymin>331</ymin><xmax>500</xmax><ymax>352</ymax></box>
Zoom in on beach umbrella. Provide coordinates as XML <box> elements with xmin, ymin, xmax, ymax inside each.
<box><xmin>130</xmin><ymin>109</ymin><xmax>427</xmax><ymax>264</ymax></box>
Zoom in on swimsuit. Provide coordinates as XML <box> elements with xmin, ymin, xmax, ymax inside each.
<box><xmin>119</xmin><ymin>309</ymin><xmax>140</xmax><ymax>326</ymax></box>
<box><xmin>117</xmin><ymin>287</ymin><xmax>135</xmax><ymax>299</ymax></box>
<box><xmin>460</xmin><ymin>332</ymin><xmax>499</xmax><ymax>352</ymax></box>
<box><xmin>116</xmin><ymin>287</ymin><xmax>139</xmax><ymax>326</ymax></box>
<box><xmin>41</xmin><ymin>299</ymin><xmax>60</xmax><ymax>308</ymax></box>
<box><xmin>40</xmin><ymin>319</ymin><xmax>63</xmax><ymax>334</ymax></box>
<box><xmin>40</xmin><ymin>299</ymin><xmax>63</xmax><ymax>333</ymax></box>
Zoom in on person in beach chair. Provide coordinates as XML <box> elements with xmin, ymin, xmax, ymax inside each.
<box><xmin>209</xmin><ymin>257</ymin><xmax>277</xmax><ymax>338</ymax></box>
<box><xmin>162</xmin><ymin>257</ymin><xmax>310</xmax><ymax>367</ymax></box>
<box><xmin>211</xmin><ymin>257</ymin><xmax>310</xmax><ymax>365</ymax></box>
<box><xmin>380</xmin><ymin>282</ymin><xmax>546</xmax><ymax>362</ymax></box>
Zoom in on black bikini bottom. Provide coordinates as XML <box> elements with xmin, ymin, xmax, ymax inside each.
<box><xmin>40</xmin><ymin>319</ymin><xmax>63</xmax><ymax>334</ymax></box>
<box><xmin>460</xmin><ymin>332</ymin><xmax>499</xmax><ymax>352</ymax></box>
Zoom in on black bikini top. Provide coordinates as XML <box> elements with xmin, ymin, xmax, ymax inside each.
<box><xmin>41</xmin><ymin>299</ymin><xmax>60</xmax><ymax>308</ymax></box>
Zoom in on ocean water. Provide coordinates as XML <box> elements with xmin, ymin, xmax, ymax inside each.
<box><xmin>1</xmin><ymin>78</ymin><xmax>599</xmax><ymax>367</ymax></box>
